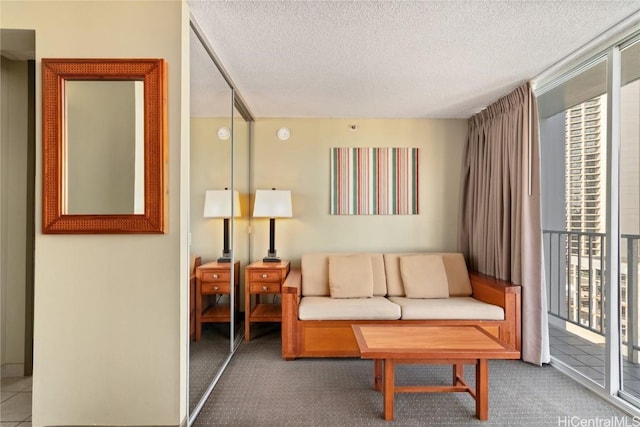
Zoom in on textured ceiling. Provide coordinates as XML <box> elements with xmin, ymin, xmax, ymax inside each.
<box><xmin>189</xmin><ymin>1</ymin><xmax>640</xmax><ymax>119</ymax></box>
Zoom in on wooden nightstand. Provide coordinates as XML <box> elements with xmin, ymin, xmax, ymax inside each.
<box><xmin>245</xmin><ymin>260</ymin><xmax>290</xmax><ymax>341</ymax></box>
<box><xmin>195</xmin><ymin>260</ymin><xmax>240</xmax><ymax>341</ymax></box>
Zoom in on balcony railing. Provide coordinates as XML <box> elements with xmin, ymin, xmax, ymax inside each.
<box><xmin>543</xmin><ymin>230</ymin><xmax>640</xmax><ymax>363</ymax></box>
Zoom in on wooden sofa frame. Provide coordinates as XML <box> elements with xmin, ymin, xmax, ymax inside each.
<box><xmin>281</xmin><ymin>270</ymin><xmax>521</xmax><ymax>360</ymax></box>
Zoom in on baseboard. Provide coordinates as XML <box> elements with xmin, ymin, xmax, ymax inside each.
<box><xmin>1</xmin><ymin>363</ymin><xmax>24</xmax><ymax>378</ymax></box>
<box><xmin>51</xmin><ymin>425</ymin><xmax>182</xmax><ymax>427</ymax></box>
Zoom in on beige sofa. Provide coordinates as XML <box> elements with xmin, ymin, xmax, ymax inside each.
<box><xmin>281</xmin><ymin>252</ymin><xmax>521</xmax><ymax>360</ymax></box>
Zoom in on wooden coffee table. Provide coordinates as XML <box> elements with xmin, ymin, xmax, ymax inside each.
<box><xmin>352</xmin><ymin>325</ymin><xmax>520</xmax><ymax>421</ymax></box>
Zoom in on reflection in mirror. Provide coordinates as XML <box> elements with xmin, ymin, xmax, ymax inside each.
<box><xmin>65</xmin><ymin>80</ymin><xmax>144</xmax><ymax>214</ymax></box>
<box><xmin>188</xmin><ymin>25</ymin><xmax>233</xmax><ymax>417</ymax></box>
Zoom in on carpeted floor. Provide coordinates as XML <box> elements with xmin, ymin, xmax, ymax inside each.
<box><xmin>190</xmin><ymin>323</ymin><xmax>233</xmax><ymax>413</ymax></box>
<box><xmin>193</xmin><ymin>325</ymin><xmax>632</xmax><ymax>426</ymax></box>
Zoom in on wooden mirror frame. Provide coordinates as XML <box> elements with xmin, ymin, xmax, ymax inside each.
<box><xmin>42</xmin><ymin>58</ymin><xmax>167</xmax><ymax>234</ymax></box>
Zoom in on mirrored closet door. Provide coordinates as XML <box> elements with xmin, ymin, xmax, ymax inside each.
<box><xmin>188</xmin><ymin>24</ymin><xmax>234</xmax><ymax>417</ymax></box>
<box><xmin>188</xmin><ymin>13</ymin><xmax>255</xmax><ymax>421</ymax></box>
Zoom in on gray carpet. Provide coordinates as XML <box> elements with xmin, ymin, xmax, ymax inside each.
<box><xmin>189</xmin><ymin>323</ymin><xmax>233</xmax><ymax>413</ymax></box>
<box><xmin>193</xmin><ymin>325</ymin><xmax>631</xmax><ymax>426</ymax></box>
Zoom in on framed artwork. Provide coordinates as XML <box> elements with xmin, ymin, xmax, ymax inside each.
<box><xmin>330</xmin><ymin>147</ymin><xmax>418</xmax><ymax>215</ymax></box>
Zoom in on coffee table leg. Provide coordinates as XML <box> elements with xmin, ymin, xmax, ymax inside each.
<box><xmin>383</xmin><ymin>358</ymin><xmax>394</xmax><ymax>421</ymax></box>
<box><xmin>476</xmin><ymin>359</ymin><xmax>488</xmax><ymax>420</ymax></box>
<box><xmin>453</xmin><ymin>363</ymin><xmax>464</xmax><ymax>385</ymax></box>
<box><xmin>374</xmin><ymin>359</ymin><xmax>382</xmax><ymax>391</ymax></box>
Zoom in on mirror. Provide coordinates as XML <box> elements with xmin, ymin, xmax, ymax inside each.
<box><xmin>41</xmin><ymin>58</ymin><xmax>166</xmax><ymax>233</ymax></box>
<box><xmin>189</xmin><ymin>26</ymin><xmax>234</xmax><ymax>417</ymax></box>
<box><xmin>64</xmin><ymin>80</ymin><xmax>145</xmax><ymax>215</ymax></box>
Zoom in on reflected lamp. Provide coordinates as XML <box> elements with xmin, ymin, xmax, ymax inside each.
<box><xmin>203</xmin><ymin>189</ymin><xmax>241</xmax><ymax>263</ymax></box>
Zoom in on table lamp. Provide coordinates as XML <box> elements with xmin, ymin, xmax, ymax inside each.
<box><xmin>253</xmin><ymin>189</ymin><xmax>292</xmax><ymax>263</ymax></box>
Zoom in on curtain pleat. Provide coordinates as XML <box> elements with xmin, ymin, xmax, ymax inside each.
<box><xmin>459</xmin><ymin>83</ymin><xmax>550</xmax><ymax>365</ymax></box>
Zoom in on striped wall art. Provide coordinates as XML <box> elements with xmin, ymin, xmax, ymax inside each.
<box><xmin>330</xmin><ymin>147</ymin><xmax>419</xmax><ymax>215</ymax></box>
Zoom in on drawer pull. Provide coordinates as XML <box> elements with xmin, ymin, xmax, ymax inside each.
<box><xmin>213</xmin><ymin>286</ymin><xmax>219</xmax><ymax>291</ymax></box>
<box><xmin>261</xmin><ymin>274</ymin><xmax>268</xmax><ymax>279</ymax></box>
<box><xmin>212</xmin><ymin>274</ymin><xmax>219</xmax><ymax>279</ymax></box>
<box><xmin>262</xmin><ymin>286</ymin><xmax>269</xmax><ymax>291</ymax></box>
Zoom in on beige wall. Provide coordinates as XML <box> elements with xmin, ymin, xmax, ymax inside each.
<box><xmin>190</xmin><ymin>117</ymin><xmax>232</xmax><ymax>260</ymax></box>
<box><xmin>1</xmin><ymin>57</ymin><xmax>28</xmax><ymax>371</ymax></box>
<box><xmin>190</xmin><ymin>117</ymin><xmax>466</xmax><ymax>300</ymax></box>
<box><xmin>190</xmin><ymin>116</ymin><xmax>251</xmax><ymax>259</ymax></box>
<box><xmin>250</xmin><ymin>118</ymin><xmax>467</xmax><ymax>267</ymax></box>
<box><xmin>1</xmin><ymin>1</ymin><xmax>189</xmax><ymax>426</ymax></box>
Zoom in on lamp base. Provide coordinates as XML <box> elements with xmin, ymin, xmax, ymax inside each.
<box><xmin>263</xmin><ymin>251</ymin><xmax>280</xmax><ymax>263</ymax></box>
<box><xmin>218</xmin><ymin>251</ymin><xmax>232</xmax><ymax>263</ymax></box>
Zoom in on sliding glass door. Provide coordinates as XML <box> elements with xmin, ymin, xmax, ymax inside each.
<box><xmin>538</xmin><ymin>31</ymin><xmax>640</xmax><ymax>412</ymax></box>
<box><xmin>539</xmin><ymin>57</ymin><xmax>608</xmax><ymax>387</ymax></box>
<box><xmin>619</xmin><ymin>39</ymin><xmax>640</xmax><ymax>405</ymax></box>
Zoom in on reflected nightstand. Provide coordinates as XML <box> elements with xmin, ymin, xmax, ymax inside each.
<box><xmin>195</xmin><ymin>260</ymin><xmax>239</xmax><ymax>341</ymax></box>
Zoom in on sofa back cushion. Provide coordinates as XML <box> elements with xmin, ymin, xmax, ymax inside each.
<box><xmin>400</xmin><ymin>254</ymin><xmax>449</xmax><ymax>298</ymax></box>
<box><xmin>384</xmin><ymin>252</ymin><xmax>472</xmax><ymax>297</ymax></box>
<box><xmin>301</xmin><ymin>252</ymin><xmax>387</xmax><ymax>297</ymax></box>
<box><xmin>329</xmin><ymin>254</ymin><xmax>374</xmax><ymax>298</ymax></box>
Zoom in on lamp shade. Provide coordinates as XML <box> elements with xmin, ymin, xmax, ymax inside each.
<box><xmin>253</xmin><ymin>189</ymin><xmax>292</xmax><ymax>218</ymax></box>
<box><xmin>203</xmin><ymin>189</ymin><xmax>241</xmax><ymax>218</ymax></box>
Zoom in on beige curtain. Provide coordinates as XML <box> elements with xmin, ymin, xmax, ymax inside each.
<box><xmin>459</xmin><ymin>83</ymin><xmax>550</xmax><ymax>365</ymax></box>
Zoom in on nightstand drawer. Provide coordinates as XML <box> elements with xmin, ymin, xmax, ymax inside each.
<box><xmin>249</xmin><ymin>270</ymin><xmax>282</xmax><ymax>283</ymax></box>
<box><xmin>200</xmin><ymin>271</ymin><xmax>230</xmax><ymax>283</ymax></box>
<box><xmin>202</xmin><ymin>282</ymin><xmax>231</xmax><ymax>294</ymax></box>
<box><xmin>250</xmin><ymin>282</ymin><xmax>281</xmax><ymax>293</ymax></box>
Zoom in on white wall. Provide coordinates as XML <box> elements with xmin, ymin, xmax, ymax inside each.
<box><xmin>0</xmin><ymin>57</ymin><xmax>28</xmax><ymax>373</ymax></box>
<box><xmin>1</xmin><ymin>1</ymin><xmax>189</xmax><ymax>425</ymax></box>
<box><xmin>250</xmin><ymin>118</ymin><xmax>467</xmax><ymax>266</ymax></box>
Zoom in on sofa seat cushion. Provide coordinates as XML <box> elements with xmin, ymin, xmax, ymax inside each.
<box><xmin>388</xmin><ymin>296</ymin><xmax>504</xmax><ymax>320</ymax></box>
<box><xmin>299</xmin><ymin>296</ymin><xmax>401</xmax><ymax>320</ymax></box>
